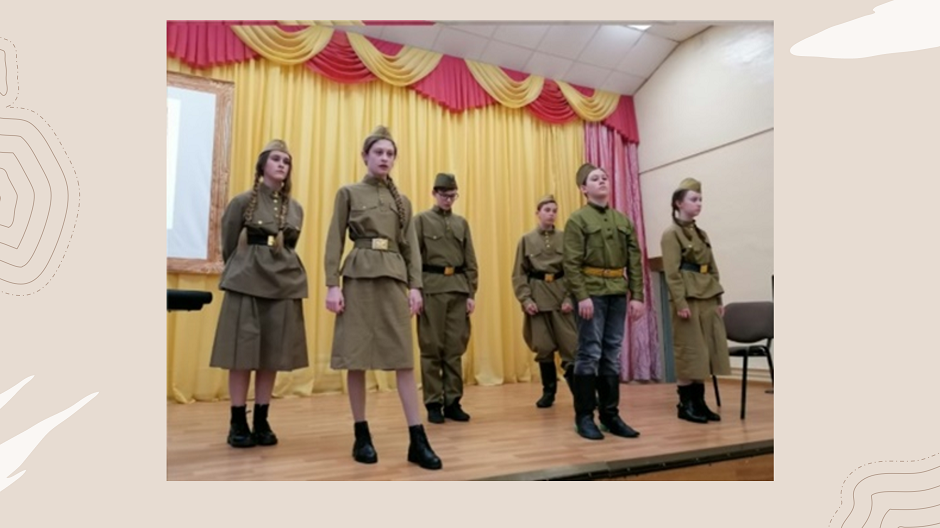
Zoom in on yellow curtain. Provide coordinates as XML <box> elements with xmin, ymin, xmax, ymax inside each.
<box><xmin>167</xmin><ymin>57</ymin><xmax>585</xmax><ymax>403</ymax></box>
<box><xmin>465</xmin><ymin>60</ymin><xmax>544</xmax><ymax>109</ymax></box>
<box><xmin>346</xmin><ymin>33</ymin><xmax>442</xmax><ymax>87</ymax></box>
<box><xmin>555</xmin><ymin>81</ymin><xmax>620</xmax><ymax>122</ymax></box>
<box><xmin>231</xmin><ymin>25</ymin><xmax>334</xmax><ymax>66</ymax></box>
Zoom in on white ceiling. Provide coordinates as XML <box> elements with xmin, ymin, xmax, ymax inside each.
<box><xmin>341</xmin><ymin>22</ymin><xmax>714</xmax><ymax>96</ymax></box>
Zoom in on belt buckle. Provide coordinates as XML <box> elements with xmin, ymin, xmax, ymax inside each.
<box><xmin>444</xmin><ymin>266</ymin><xmax>455</xmax><ymax>276</ymax></box>
<box><xmin>267</xmin><ymin>235</ymin><xmax>275</xmax><ymax>247</ymax></box>
<box><xmin>372</xmin><ymin>238</ymin><xmax>389</xmax><ymax>251</ymax></box>
<box><xmin>700</xmin><ymin>264</ymin><xmax>708</xmax><ymax>273</ymax></box>
<box><xmin>544</xmin><ymin>273</ymin><xmax>554</xmax><ymax>283</ymax></box>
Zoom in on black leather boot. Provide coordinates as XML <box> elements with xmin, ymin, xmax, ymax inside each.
<box><xmin>562</xmin><ymin>362</ymin><xmax>575</xmax><ymax>399</ymax></box>
<box><xmin>251</xmin><ymin>403</ymin><xmax>278</xmax><ymax>446</ymax></box>
<box><xmin>228</xmin><ymin>405</ymin><xmax>256</xmax><ymax>448</ymax></box>
<box><xmin>443</xmin><ymin>397</ymin><xmax>471</xmax><ymax>421</ymax></box>
<box><xmin>407</xmin><ymin>424</ymin><xmax>443</xmax><ymax>470</ymax></box>
<box><xmin>426</xmin><ymin>403</ymin><xmax>445</xmax><ymax>424</ymax></box>
<box><xmin>572</xmin><ymin>374</ymin><xmax>604</xmax><ymax>440</ymax></box>
<box><xmin>693</xmin><ymin>382</ymin><xmax>721</xmax><ymax>421</ymax></box>
<box><xmin>677</xmin><ymin>385</ymin><xmax>708</xmax><ymax>424</ymax></box>
<box><xmin>536</xmin><ymin>361</ymin><xmax>558</xmax><ymax>408</ymax></box>
<box><xmin>596</xmin><ymin>375</ymin><xmax>640</xmax><ymax>438</ymax></box>
<box><xmin>352</xmin><ymin>421</ymin><xmax>378</xmax><ymax>463</ymax></box>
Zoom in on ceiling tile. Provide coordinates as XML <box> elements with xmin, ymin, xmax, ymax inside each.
<box><xmin>491</xmin><ymin>24</ymin><xmax>551</xmax><ymax>49</ymax></box>
<box><xmin>523</xmin><ymin>52</ymin><xmax>573</xmax><ymax>80</ymax></box>
<box><xmin>536</xmin><ymin>24</ymin><xmax>599</xmax><ymax>60</ymax></box>
<box><xmin>615</xmin><ymin>33</ymin><xmax>677</xmax><ymax>77</ymax></box>
<box><xmin>645</xmin><ymin>23</ymin><xmax>711</xmax><ymax>42</ymax></box>
<box><xmin>479</xmin><ymin>40</ymin><xmax>535</xmax><ymax>72</ymax></box>
<box><xmin>380</xmin><ymin>25</ymin><xmax>441</xmax><ymax>50</ymax></box>
<box><xmin>577</xmin><ymin>24</ymin><xmax>643</xmax><ymax>69</ymax></box>
<box><xmin>561</xmin><ymin>62</ymin><xmax>611</xmax><ymax>90</ymax></box>
<box><xmin>446</xmin><ymin>23</ymin><xmax>498</xmax><ymax>38</ymax></box>
<box><xmin>601</xmin><ymin>71</ymin><xmax>646</xmax><ymax>95</ymax></box>
<box><xmin>433</xmin><ymin>27</ymin><xmax>491</xmax><ymax>60</ymax></box>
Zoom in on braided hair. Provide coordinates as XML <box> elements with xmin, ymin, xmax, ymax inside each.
<box><xmin>238</xmin><ymin>149</ymin><xmax>292</xmax><ymax>252</ymax></box>
<box><xmin>363</xmin><ymin>126</ymin><xmax>406</xmax><ymax>229</ymax></box>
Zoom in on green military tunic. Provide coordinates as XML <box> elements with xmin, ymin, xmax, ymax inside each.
<box><xmin>324</xmin><ymin>175</ymin><xmax>422</xmax><ymax>370</ymax></box>
<box><xmin>562</xmin><ymin>202</ymin><xmax>645</xmax><ymax>303</ymax></box>
<box><xmin>211</xmin><ymin>183</ymin><xmax>309</xmax><ymax>371</ymax></box>
<box><xmin>512</xmin><ymin>226</ymin><xmax>577</xmax><ymax>364</ymax></box>
<box><xmin>661</xmin><ymin>218</ymin><xmax>730</xmax><ymax>380</ymax></box>
<box><xmin>415</xmin><ymin>205</ymin><xmax>478</xmax><ymax>406</ymax></box>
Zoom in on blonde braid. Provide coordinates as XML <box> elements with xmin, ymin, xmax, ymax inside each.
<box><xmin>237</xmin><ymin>176</ymin><xmax>263</xmax><ymax>251</ymax></box>
<box><xmin>274</xmin><ymin>187</ymin><xmax>289</xmax><ymax>252</ymax></box>
<box><xmin>385</xmin><ymin>176</ymin><xmax>406</xmax><ymax>229</ymax></box>
<box><xmin>243</xmin><ymin>176</ymin><xmax>262</xmax><ymax>224</ymax></box>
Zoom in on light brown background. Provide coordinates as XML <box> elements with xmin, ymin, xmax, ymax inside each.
<box><xmin>0</xmin><ymin>0</ymin><xmax>922</xmax><ymax>525</ymax></box>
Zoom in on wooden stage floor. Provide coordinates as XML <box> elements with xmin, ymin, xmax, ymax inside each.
<box><xmin>167</xmin><ymin>379</ymin><xmax>773</xmax><ymax>480</ymax></box>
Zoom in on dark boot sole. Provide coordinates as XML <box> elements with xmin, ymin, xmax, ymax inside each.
<box><xmin>408</xmin><ymin>454</ymin><xmax>443</xmax><ymax>470</ymax></box>
<box><xmin>228</xmin><ymin>438</ymin><xmax>256</xmax><ymax>448</ymax></box>
<box><xmin>677</xmin><ymin>412</ymin><xmax>709</xmax><ymax>424</ymax></box>
<box><xmin>354</xmin><ymin>454</ymin><xmax>378</xmax><ymax>464</ymax></box>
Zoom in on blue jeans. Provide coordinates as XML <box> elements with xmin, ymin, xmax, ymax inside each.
<box><xmin>574</xmin><ymin>295</ymin><xmax>626</xmax><ymax>377</ymax></box>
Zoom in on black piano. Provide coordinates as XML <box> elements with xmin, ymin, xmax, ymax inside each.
<box><xmin>168</xmin><ymin>289</ymin><xmax>213</xmax><ymax>312</ymax></box>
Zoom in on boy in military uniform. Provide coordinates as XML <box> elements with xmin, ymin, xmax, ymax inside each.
<box><xmin>563</xmin><ymin>163</ymin><xmax>646</xmax><ymax>440</ymax></box>
<box><xmin>415</xmin><ymin>173</ymin><xmax>479</xmax><ymax>424</ymax></box>
<box><xmin>512</xmin><ymin>194</ymin><xmax>578</xmax><ymax>408</ymax></box>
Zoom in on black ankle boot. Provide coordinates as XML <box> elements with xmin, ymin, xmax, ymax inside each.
<box><xmin>536</xmin><ymin>362</ymin><xmax>558</xmax><ymax>408</ymax></box>
<box><xmin>228</xmin><ymin>405</ymin><xmax>255</xmax><ymax>448</ymax></box>
<box><xmin>596</xmin><ymin>375</ymin><xmax>640</xmax><ymax>438</ymax></box>
<box><xmin>251</xmin><ymin>403</ymin><xmax>278</xmax><ymax>446</ymax></box>
<box><xmin>572</xmin><ymin>374</ymin><xmax>603</xmax><ymax>440</ymax></box>
<box><xmin>443</xmin><ymin>398</ymin><xmax>470</xmax><ymax>421</ymax></box>
<box><xmin>693</xmin><ymin>383</ymin><xmax>721</xmax><ymax>421</ymax></box>
<box><xmin>426</xmin><ymin>403</ymin><xmax>445</xmax><ymax>424</ymax></box>
<box><xmin>677</xmin><ymin>385</ymin><xmax>708</xmax><ymax>424</ymax></box>
<box><xmin>407</xmin><ymin>424</ymin><xmax>443</xmax><ymax>470</ymax></box>
<box><xmin>352</xmin><ymin>421</ymin><xmax>378</xmax><ymax>464</ymax></box>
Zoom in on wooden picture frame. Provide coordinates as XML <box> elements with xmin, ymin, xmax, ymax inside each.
<box><xmin>166</xmin><ymin>71</ymin><xmax>233</xmax><ymax>275</ymax></box>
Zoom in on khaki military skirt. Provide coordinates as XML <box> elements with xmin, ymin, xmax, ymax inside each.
<box><xmin>671</xmin><ymin>296</ymin><xmax>731</xmax><ymax>380</ymax></box>
<box><xmin>331</xmin><ymin>277</ymin><xmax>414</xmax><ymax>370</ymax></box>
<box><xmin>210</xmin><ymin>290</ymin><xmax>309</xmax><ymax>371</ymax></box>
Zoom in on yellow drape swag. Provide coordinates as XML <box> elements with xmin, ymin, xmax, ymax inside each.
<box><xmin>346</xmin><ymin>32</ymin><xmax>443</xmax><ymax>87</ymax></box>
<box><xmin>555</xmin><ymin>81</ymin><xmax>620</xmax><ymax>122</ymax></box>
<box><xmin>231</xmin><ymin>25</ymin><xmax>334</xmax><ymax>66</ymax></box>
<box><xmin>279</xmin><ymin>21</ymin><xmax>364</xmax><ymax>26</ymax></box>
<box><xmin>167</xmin><ymin>57</ymin><xmax>585</xmax><ymax>403</ymax></box>
<box><xmin>465</xmin><ymin>60</ymin><xmax>545</xmax><ymax>109</ymax></box>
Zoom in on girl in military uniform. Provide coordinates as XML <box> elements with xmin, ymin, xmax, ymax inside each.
<box><xmin>512</xmin><ymin>194</ymin><xmax>578</xmax><ymax>408</ymax></box>
<box><xmin>660</xmin><ymin>177</ymin><xmax>729</xmax><ymax>424</ymax></box>
<box><xmin>210</xmin><ymin>139</ymin><xmax>309</xmax><ymax>448</ymax></box>
<box><xmin>324</xmin><ymin>126</ymin><xmax>442</xmax><ymax>470</ymax></box>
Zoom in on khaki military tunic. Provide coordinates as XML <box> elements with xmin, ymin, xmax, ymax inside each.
<box><xmin>562</xmin><ymin>202</ymin><xmax>645</xmax><ymax>302</ymax></box>
<box><xmin>324</xmin><ymin>175</ymin><xmax>422</xmax><ymax>370</ymax></box>
<box><xmin>511</xmin><ymin>226</ymin><xmax>577</xmax><ymax>364</ymax></box>
<box><xmin>661</xmin><ymin>219</ymin><xmax>730</xmax><ymax>380</ymax></box>
<box><xmin>211</xmin><ymin>183</ymin><xmax>309</xmax><ymax>371</ymax></box>
<box><xmin>414</xmin><ymin>206</ymin><xmax>478</xmax><ymax>405</ymax></box>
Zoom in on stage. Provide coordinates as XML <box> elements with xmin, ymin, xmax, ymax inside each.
<box><xmin>167</xmin><ymin>379</ymin><xmax>773</xmax><ymax>480</ymax></box>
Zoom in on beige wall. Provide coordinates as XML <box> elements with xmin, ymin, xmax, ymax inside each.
<box><xmin>635</xmin><ymin>23</ymin><xmax>774</xmax><ymax>372</ymax></box>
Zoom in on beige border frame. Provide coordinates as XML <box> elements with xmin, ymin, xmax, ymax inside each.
<box><xmin>166</xmin><ymin>71</ymin><xmax>233</xmax><ymax>275</ymax></box>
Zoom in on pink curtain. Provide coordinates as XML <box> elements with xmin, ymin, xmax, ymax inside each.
<box><xmin>584</xmin><ymin>122</ymin><xmax>661</xmax><ymax>382</ymax></box>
